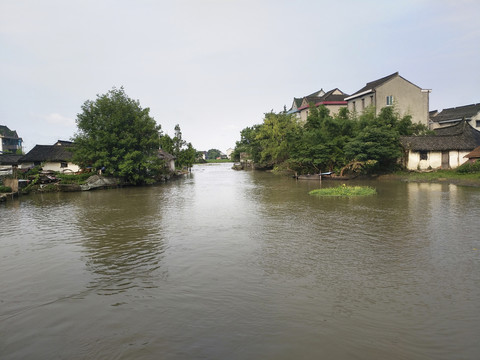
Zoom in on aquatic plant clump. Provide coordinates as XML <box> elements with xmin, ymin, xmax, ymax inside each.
<box><xmin>309</xmin><ymin>184</ymin><xmax>377</xmax><ymax>197</ymax></box>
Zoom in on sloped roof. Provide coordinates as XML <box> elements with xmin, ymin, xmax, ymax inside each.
<box><xmin>346</xmin><ymin>72</ymin><xmax>402</xmax><ymax>100</ymax></box>
<box><xmin>292</xmin><ymin>97</ymin><xmax>303</xmax><ymax>108</ymax></box>
<box><xmin>20</xmin><ymin>144</ymin><xmax>74</xmax><ymax>163</ymax></box>
<box><xmin>0</xmin><ymin>154</ymin><xmax>22</xmax><ymax>165</ymax></box>
<box><xmin>464</xmin><ymin>146</ymin><xmax>480</xmax><ymax>159</ymax></box>
<box><xmin>158</xmin><ymin>149</ymin><xmax>175</xmax><ymax>161</ymax></box>
<box><xmin>431</xmin><ymin>103</ymin><xmax>480</xmax><ymax>123</ymax></box>
<box><xmin>0</xmin><ymin>125</ymin><xmax>19</xmax><ymax>138</ymax></box>
<box><xmin>319</xmin><ymin>88</ymin><xmax>349</xmax><ymax>102</ymax></box>
<box><xmin>400</xmin><ymin>120</ymin><xmax>480</xmax><ymax>151</ymax></box>
<box><xmin>297</xmin><ymin>88</ymin><xmax>349</xmax><ymax>110</ymax></box>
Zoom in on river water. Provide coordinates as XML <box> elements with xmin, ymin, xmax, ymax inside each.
<box><xmin>1</xmin><ymin>163</ymin><xmax>480</xmax><ymax>359</ymax></box>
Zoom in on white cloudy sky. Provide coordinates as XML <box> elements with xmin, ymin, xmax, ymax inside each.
<box><xmin>1</xmin><ymin>0</ymin><xmax>479</xmax><ymax>153</ymax></box>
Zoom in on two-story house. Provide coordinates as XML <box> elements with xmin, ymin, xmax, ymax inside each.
<box><xmin>288</xmin><ymin>88</ymin><xmax>349</xmax><ymax>123</ymax></box>
<box><xmin>0</xmin><ymin>125</ymin><xmax>23</xmax><ymax>154</ymax></box>
<box><xmin>344</xmin><ymin>72</ymin><xmax>430</xmax><ymax>126</ymax></box>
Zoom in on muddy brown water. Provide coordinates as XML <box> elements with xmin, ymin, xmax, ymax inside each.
<box><xmin>1</xmin><ymin>163</ymin><xmax>479</xmax><ymax>359</ymax></box>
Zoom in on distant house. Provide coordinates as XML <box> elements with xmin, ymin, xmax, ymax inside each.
<box><xmin>430</xmin><ymin>103</ymin><xmax>480</xmax><ymax>130</ymax></box>
<box><xmin>0</xmin><ymin>125</ymin><xmax>23</xmax><ymax>154</ymax></box>
<box><xmin>464</xmin><ymin>146</ymin><xmax>480</xmax><ymax>164</ymax></box>
<box><xmin>345</xmin><ymin>72</ymin><xmax>430</xmax><ymax>126</ymax></box>
<box><xmin>19</xmin><ymin>140</ymin><xmax>80</xmax><ymax>173</ymax></box>
<box><xmin>226</xmin><ymin>148</ymin><xmax>234</xmax><ymax>159</ymax></box>
<box><xmin>288</xmin><ymin>88</ymin><xmax>349</xmax><ymax>122</ymax></box>
<box><xmin>158</xmin><ymin>149</ymin><xmax>175</xmax><ymax>172</ymax></box>
<box><xmin>0</xmin><ymin>154</ymin><xmax>23</xmax><ymax>175</ymax></box>
<box><xmin>400</xmin><ymin>120</ymin><xmax>480</xmax><ymax>170</ymax></box>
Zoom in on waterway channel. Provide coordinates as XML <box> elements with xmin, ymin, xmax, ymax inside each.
<box><xmin>1</xmin><ymin>163</ymin><xmax>480</xmax><ymax>359</ymax></box>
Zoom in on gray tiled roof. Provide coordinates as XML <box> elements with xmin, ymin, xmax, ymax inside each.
<box><xmin>20</xmin><ymin>144</ymin><xmax>74</xmax><ymax>163</ymax></box>
<box><xmin>158</xmin><ymin>149</ymin><xmax>175</xmax><ymax>160</ymax></box>
<box><xmin>400</xmin><ymin>120</ymin><xmax>480</xmax><ymax>151</ymax></box>
<box><xmin>431</xmin><ymin>103</ymin><xmax>480</xmax><ymax>123</ymax></box>
<box><xmin>0</xmin><ymin>125</ymin><xmax>19</xmax><ymax>138</ymax></box>
<box><xmin>0</xmin><ymin>154</ymin><xmax>23</xmax><ymax>165</ymax></box>
<box><xmin>348</xmin><ymin>72</ymin><xmax>399</xmax><ymax>98</ymax></box>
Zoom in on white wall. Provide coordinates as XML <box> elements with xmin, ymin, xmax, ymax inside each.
<box><xmin>406</xmin><ymin>150</ymin><xmax>470</xmax><ymax>170</ymax></box>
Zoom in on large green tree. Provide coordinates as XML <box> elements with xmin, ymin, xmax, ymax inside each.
<box><xmin>72</xmin><ymin>87</ymin><xmax>163</xmax><ymax>184</ymax></box>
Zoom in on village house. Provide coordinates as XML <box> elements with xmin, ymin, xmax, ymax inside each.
<box><xmin>158</xmin><ymin>149</ymin><xmax>176</xmax><ymax>172</ymax></box>
<box><xmin>345</xmin><ymin>72</ymin><xmax>430</xmax><ymax>127</ymax></box>
<box><xmin>288</xmin><ymin>88</ymin><xmax>349</xmax><ymax>122</ymax></box>
<box><xmin>0</xmin><ymin>125</ymin><xmax>23</xmax><ymax>154</ymax></box>
<box><xmin>429</xmin><ymin>103</ymin><xmax>480</xmax><ymax>130</ymax></box>
<box><xmin>19</xmin><ymin>140</ymin><xmax>80</xmax><ymax>173</ymax></box>
<box><xmin>400</xmin><ymin>120</ymin><xmax>480</xmax><ymax>170</ymax></box>
<box><xmin>0</xmin><ymin>154</ymin><xmax>23</xmax><ymax>176</ymax></box>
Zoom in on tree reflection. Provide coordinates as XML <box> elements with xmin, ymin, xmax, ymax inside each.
<box><xmin>74</xmin><ymin>188</ymin><xmax>168</xmax><ymax>295</ymax></box>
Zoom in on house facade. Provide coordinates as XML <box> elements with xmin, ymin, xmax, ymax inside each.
<box><xmin>430</xmin><ymin>103</ymin><xmax>480</xmax><ymax>130</ymax></box>
<box><xmin>288</xmin><ymin>88</ymin><xmax>348</xmax><ymax>122</ymax></box>
<box><xmin>345</xmin><ymin>72</ymin><xmax>430</xmax><ymax>126</ymax></box>
<box><xmin>19</xmin><ymin>140</ymin><xmax>80</xmax><ymax>173</ymax></box>
<box><xmin>400</xmin><ymin>120</ymin><xmax>480</xmax><ymax>170</ymax></box>
<box><xmin>0</xmin><ymin>125</ymin><xmax>23</xmax><ymax>154</ymax></box>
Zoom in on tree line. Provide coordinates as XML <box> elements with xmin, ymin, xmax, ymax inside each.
<box><xmin>72</xmin><ymin>87</ymin><xmax>196</xmax><ymax>184</ymax></box>
<box><xmin>232</xmin><ymin>105</ymin><xmax>430</xmax><ymax>175</ymax></box>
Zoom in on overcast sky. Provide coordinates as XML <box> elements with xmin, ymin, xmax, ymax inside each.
<box><xmin>1</xmin><ymin>0</ymin><xmax>479</xmax><ymax>153</ymax></box>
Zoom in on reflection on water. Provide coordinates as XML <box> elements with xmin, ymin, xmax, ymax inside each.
<box><xmin>1</xmin><ymin>163</ymin><xmax>480</xmax><ymax>359</ymax></box>
<box><xmin>75</xmin><ymin>189</ymin><xmax>168</xmax><ymax>295</ymax></box>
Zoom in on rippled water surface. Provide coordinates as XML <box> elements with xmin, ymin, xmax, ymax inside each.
<box><xmin>1</xmin><ymin>163</ymin><xmax>480</xmax><ymax>359</ymax></box>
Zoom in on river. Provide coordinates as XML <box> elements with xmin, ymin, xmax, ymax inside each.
<box><xmin>1</xmin><ymin>163</ymin><xmax>480</xmax><ymax>359</ymax></box>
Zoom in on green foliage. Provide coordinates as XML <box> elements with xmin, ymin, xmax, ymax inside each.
<box><xmin>206</xmin><ymin>149</ymin><xmax>222</xmax><ymax>159</ymax></box>
<box><xmin>456</xmin><ymin>160</ymin><xmax>480</xmax><ymax>174</ymax></box>
<box><xmin>234</xmin><ymin>104</ymin><xmax>427</xmax><ymax>174</ymax></box>
<box><xmin>72</xmin><ymin>87</ymin><xmax>163</xmax><ymax>184</ymax></box>
<box><xmin>309</xmin><ymin>185</ymin><xmax>377</xmax><ymax>197</ymax></box>
<box><xmin>0</xmin><ymin>185</ymin><xmax>12</xmax><ymax>193</ymax></box>
<box><xmin>160</xmin><ymin>125</ymin><xmax>196</xmax><ymax>169</ymax></box>
<box><xmin>55</xmin><ymin>172</ymin><xmax>93</xmax><ymax>184</ymax></box>
<box><xmin>254</xmin><ymin>111</ymin><xmax>300</xmax><ymax>168</ymax></box>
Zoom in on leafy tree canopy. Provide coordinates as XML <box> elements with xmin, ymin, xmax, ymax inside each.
<box><xmin>234</xmin><ymin>104</ymin><xmax>429</xmax><ymax>174</ymax></box>
<box><xmin>206</xmin><ymin>149</ymin><xmax>222</xmax><ymax>159</ymax></box>
<box><xmin>160</xmin><ymin>124</ymin><xmax>196</xmax><ymax>169</ymax></box>
<box><xmin>72</xmin><ymin>87</ymin><xmax>163</xmax><ymax>184</ymax></box>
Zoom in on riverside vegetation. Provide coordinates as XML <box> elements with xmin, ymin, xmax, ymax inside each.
<box><xmin>232</xmin><ymin>105</ymin><xmax>430</xmax><ymax>175</ymax></box>
<box><xmin>231</xmin><ymin>105</ymin><xmax>480</xmax><ymax>185</ymax></box>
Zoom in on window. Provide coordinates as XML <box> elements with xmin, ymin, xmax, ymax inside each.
<box><xmin>361</xmin><ymin>98</ymin><xmax>365</xmax><ymax>110</ymax></box>
<box><xmin>370</xmin><ymin>95</ymin><xmax>374</xmax><ymax>106</ymax></box>
<box><xmin>386</xmin><ymin>95</ymin><xmax>394</xmax><ymax>106</ymax></box>
<box><xmin>419</xmin><ymin>151</ymin><xmax>428</xmax><ymax>161</ymax></box>
<box><xmin>60</xmin><ymin>162</ymin><xmax>68</xmax><ymax>168</ymax></box>
<box><xmin>476</xmin><ymin>120</ymin><xmax>480</xmax><ymax>128</ymax></box>
<box><xmin>352</xmin><ymin>101</ymin><xmax>356</xmax><ymax>111</ymax></box>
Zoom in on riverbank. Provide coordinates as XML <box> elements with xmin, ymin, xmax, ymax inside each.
<box><xmin>379</xmin><ymin>170</ymin><xmax>480</xmax><ymax>187</ymax></box>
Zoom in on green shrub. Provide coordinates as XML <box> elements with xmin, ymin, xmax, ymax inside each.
<box><xmin>456</xmin><ymin>160</ymin><xmax>480</xmax><ymax>174</ymax></box>
<box><xmin>309</xmin><ymin>184</ymin><xmax>377</xmax><ymax>197</ymax></box>
<box><xmin>0</xmin><ymin>185</ymin><xmax>12</xmax><ymax>193</ymax></box>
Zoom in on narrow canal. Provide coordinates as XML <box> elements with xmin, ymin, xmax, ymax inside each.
<box><xmin>1</xmin><ymin>163</ymin><xmax>479</xmax><ymax>359</ymax></box>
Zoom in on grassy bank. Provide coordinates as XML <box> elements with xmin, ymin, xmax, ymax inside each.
<box><xmin>381</xmin><ymin>170</ymin><xmax>480</xmax><ymax>187</ymax></box>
